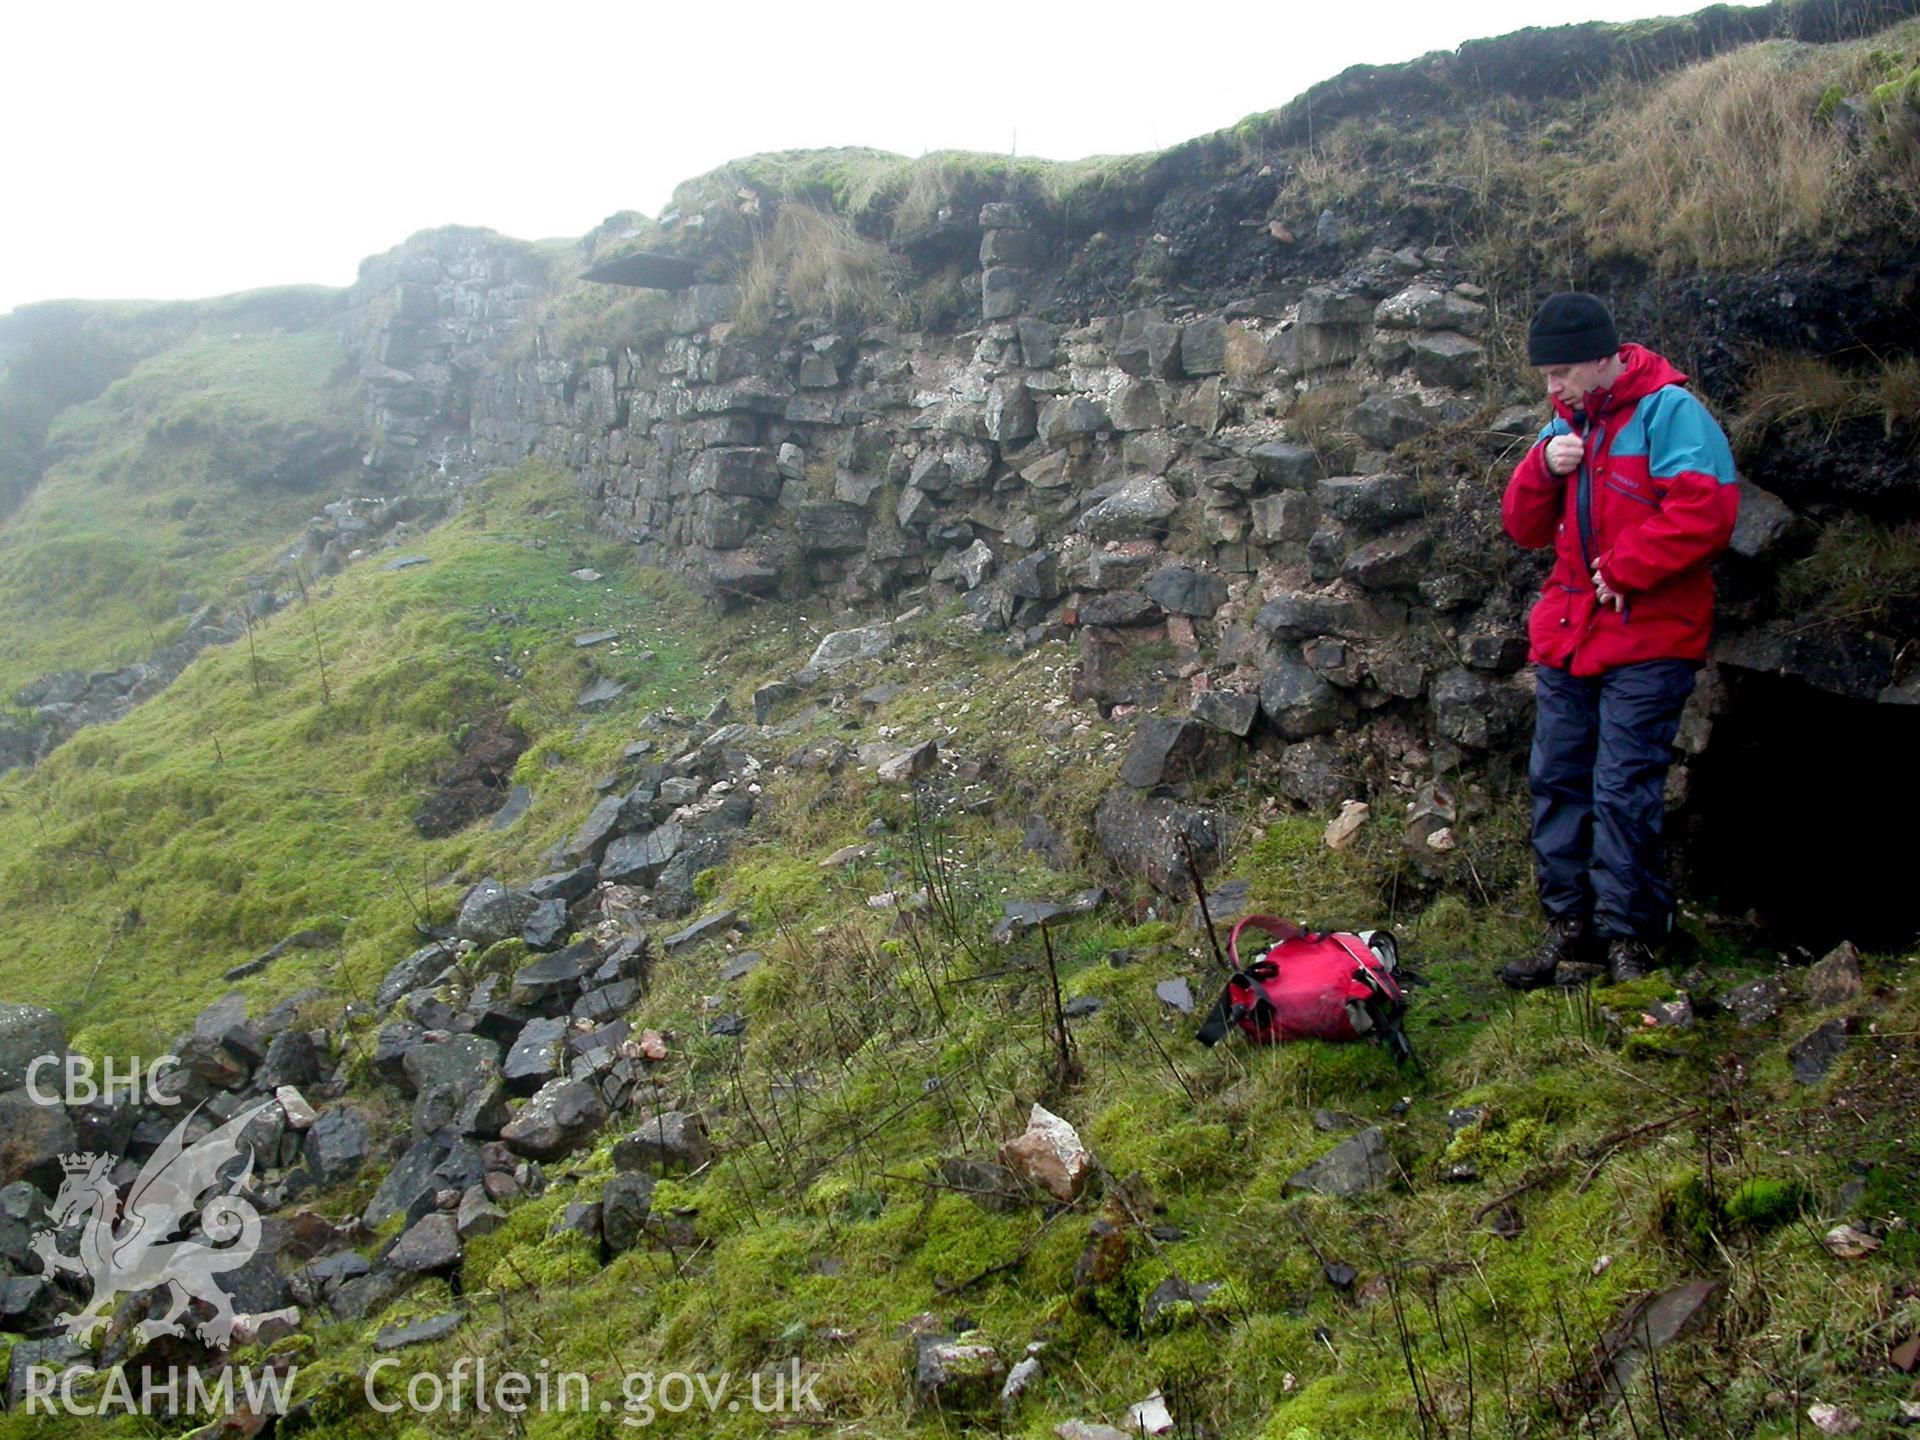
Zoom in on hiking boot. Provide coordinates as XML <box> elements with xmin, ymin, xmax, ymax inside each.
<box><xmin>1606</xmin><ymin>938</ymin><xmax>1657</xmax><ymax>984</ymax></box>
<box><xmin>1499</xmin><ymin>916</ymin><xmax>1591</xmax><ymax>991</ymax></box>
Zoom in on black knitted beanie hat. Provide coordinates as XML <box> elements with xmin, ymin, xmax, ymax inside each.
<box><xmin>1527</xmin><ymin>292</ymin><xmax>1619</xmax><ymax>366</ymax></box>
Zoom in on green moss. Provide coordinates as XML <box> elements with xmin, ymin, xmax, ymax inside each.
<box><xmin>1240</xmin><ymin>814</ymin><xmax>1405</xmax><ymax>934</ymax></box>
<box><xmin>1259</xmin><ymin>1373</ymin><xmax>1414</xmax><ymax>1439</ymax></box>
<box><xmin>1724</xmin><ymin>1177</ymin><xmax>1811</xmax><ymax>1232</ymax></box>
<box><xmin>1140</xmin><ymin>1273</ymin><xmax>1242</xmax><ymax>1336</ymax></box>
<box><xmin>1619</xmin><ymin>1027</ymin><xmax>1702</xmax><ymax>1063</ymax></box>
<box><xmin>736</xmin><ymin>957</ymin><xmax>797</xmax><ymax>1013</ymax></box>
<box><xmin>1442</xmin><ymin>1113</ymin><xmax>1551</xmax><ymax>1174</ymax></box>
<box><xmin>914</xmin><ymin>1195</ymin><xmax>1031</xmax><ymax>1290</ymax></box>
<box><xmin>1591</xmin><ymin>974</ymin><xmax>1674</xmax><ymax>1012</ymax></box>
<box><xmin>473</xmin><ymin>936</ymin><xmax>532</xmax><ymax>975</ymax></box>
<box><xmin>647</xmin><ymin>1177</ymin><xmax>701</xmax><ymax>1215</ymax></box>
<box><xmin>466</xmin><ymin>1191</ymin><xmax>602</xmax><ymax>1292</ymax></box>
<box><xmin>1295</xmin><ymin>1040</ymin><xmax>1407</xmax><ymax>1103</ymax></box>
<box><xmin>1869</xmin><ymin>63</ymin><xmax>1920</xmax><ymax>109</ymax></box>
<box><xmin>354</xmin><ymin>1279</ymin><xmax>457</xmax><ymax>1347</ymax></box>
<box><xmin>1078</xmin><ymin>1247</ymin><xmax>1168</xmax><ymax>1333</ymax></box>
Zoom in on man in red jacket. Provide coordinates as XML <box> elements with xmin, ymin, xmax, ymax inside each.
<box><xmin>1498</xmin><ymin>293</ymin><xmax>1739</xmax><ymax>988</ymax></box>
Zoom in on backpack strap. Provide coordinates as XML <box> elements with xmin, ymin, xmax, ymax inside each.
<box><xmin>1196</xmin><ymin>972</ymin><xmax>1256</xmax><ymax>1046</ymax></box>
<box><xmin>1326</xmin><ymin>933</ymin><xmax>1392</xmax><ymax>992</ymax></box>
<box><xmin>1195</xmin><ymin>990</ymin><xmax>1235</xmax><ymax>1047</ymax></box>
<box><xmin>1329</xmin><ymin>931</ymin><xmax>1420</xmax><ymax>1068</ymax></box>
<box><xmin>1227</xmin><ymin>914</ymin><xmax>1304</xmax><ymax>968</ymax></box>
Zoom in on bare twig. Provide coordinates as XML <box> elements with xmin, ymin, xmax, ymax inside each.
<box><xmin>1387</xmin><ymin>1266</ymin><xmax>1438</xmax><ymax>1440</ymax></box>
<box><xmin>1039</xmin><ymin>927</ymin><xmax>1081</xmax><ymax>1089</ymax></box>
<box><xmin>1119</xmin><ymin>994</ymin><xmax>1197</xmax><ymax>1106</ymax></box>
<box><xmin>1574</xmin><ymin>1109</ymin><xmax>1701</xmax><ymax>1195</ymax></box>
<box><xmin>243</xmin><ymin>610</ymin><xmax>264</xmax><ymax>698</ymax></box>
<box><xmin>1470</xmin><ymin>1167</ymin><xmax>1570</xmax><ymax>1226</ymax></box>
<box><xmin>1180</xmin><ymin>832</ymin><xmax>1228</xmax><ymax>975</ymax></box>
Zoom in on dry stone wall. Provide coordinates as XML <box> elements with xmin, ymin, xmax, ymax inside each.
<box><xmin>342</xmin><ymin>227</ymin><xmax>554</xmax><ymax>481</ymax></box>
<box><xmin>336</xmin><ymin>192</ymin><xmax>1915</xmax><ymax>910</ymax></box>
<box><xmin>339</xmin><ymin>210</ymin><xmax>1567</xmax><ymax>792</ymax></box>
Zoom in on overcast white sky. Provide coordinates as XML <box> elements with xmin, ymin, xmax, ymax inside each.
<box><xmin>1</xmin><ymin>0</ymin><xmax>1763</xmax><ymax>316</ymax></box>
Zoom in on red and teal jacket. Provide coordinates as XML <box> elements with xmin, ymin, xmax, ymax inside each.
<box><xmin>1501</xmin><ymin>343</ymin><xmax>1739</xmax><ymax>676</ymax></box>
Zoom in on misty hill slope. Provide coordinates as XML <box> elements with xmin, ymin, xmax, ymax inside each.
<box><xmin>0</xmin><ymin>465</ymin><xmax>704</xmax><ymax>1057</ymax></box>
<box><xmin>0</xmin><ymin>294</ymin><xmax>358</xmax><ymax>699</ymax></box>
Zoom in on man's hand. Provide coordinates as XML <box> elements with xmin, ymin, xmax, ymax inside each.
<box><xmin>1544</xmin><ymin>433</ymin><xmax>1584</xmax><ymax>477</ymax></box>
<box><xmin>1592</xmin><ymin>565</ymin><xmax>1625</xmax><ymax>611</ymax></box>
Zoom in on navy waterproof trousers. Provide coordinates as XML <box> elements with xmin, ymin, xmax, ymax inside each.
<box><xmin>1529</xmin><ymin>659</ymin><xmax>1696</xmax><ymax>941</ymax></box>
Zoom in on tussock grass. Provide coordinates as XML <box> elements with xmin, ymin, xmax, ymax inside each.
<box><xmin>1260</xmin><ymin>23</ymin><xmax>1919</xmax><ymax>285</ymax></box>
<box><xmin>1573</xmin><ymin>42</ymin><xmax>1844</xmax><ymax>271</ymax></box>
<box><xmin>1286</xmin><ymin>381</ymin><xmax>1363</xmax><ymax>470</ymax></box>
<box><xmin>735</xmin><ymin>203</ymin><xmax>907</xmax><ymax>332</ymax></box>
<box><xmin>676</xmin><ymin>147</ymin><xmax>1157</xmax><ymax>248</ymax></box>
<box><xmin>1779</xmin><ymin>512</ymin><xmax>1920</xmax><ymax>625</ymax></box>
<box><xmin>1735</xmin><ymin>350</ymin><xmax>1920</xmax><ymax>452</ymax></box>
<box><xmin>537</xmin><ymin>286</ymin><xmax>675</xmax><ymax>359</ymax></box>
<box><xmin>503</xmin><ymin>223</ymin><xmax>672</xmax><ymax>362</ymax></box>
<box><xmin>1569</xmin><ymin>22</ymin><xmax>1920</xmax><ymax>272</ymax></box>
<box><xmin>1883</xmin><ymin>352</ymin><xmax>1920</xmax><ymax>430</ymax></box>
<box><xmin>1737</xmin><ymin>352</ymin><xmax>1878</xmax><ymax>439</ymax></box>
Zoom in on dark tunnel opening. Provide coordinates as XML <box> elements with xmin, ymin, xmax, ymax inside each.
<box><xmin>1679</xmin><ymin>667</ymin><xmax>1920</xmax><ymax>954</ymax></box>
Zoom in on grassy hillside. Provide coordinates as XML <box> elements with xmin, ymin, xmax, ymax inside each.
<box><xmin>0</xmin><ymin>464</ymin><xmax>701</xmax><ymax>1057</ymax></box>
<box><xmin>0</xmin><ymin>303</ymin><xmax>356</xmax><ymax>699</ymax></box>
<box><xmin>0</xmin><ymin>462</ymin><xmax>1911</xmax><ymax>1439</ymax></box>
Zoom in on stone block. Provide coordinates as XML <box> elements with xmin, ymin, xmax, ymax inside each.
<box><xmin>1259</xmin><ymin>660</ymin><xmax>1343</xmax><ymax>739</ymax></box>
<box><xmin>985</xmin><ymin>380</ymin><xmax>1037</xmax><ymax>443</ymax></box>
<box><xmin>1343</xmin><ymin>524</ymin><xmax>1435</xmax><ymax>590</ymax></box>
<box><xmin>1109</xmin><ymin>378</ymin><xmax>1165</xmax><ymax>432</ymax></box>
<box><xmin>688</xmin><ymin>447</ymin><xmax>781</xmax><ymax>500</ymax></box>
<box><xmin>1299</xmin><ymin>287</ymin><xmax>1376</xmax><ymax>326</ymax></box>
<box><xmin>1318</xmin><ymin>474</ymin><xmax>1420</xmax><ymax>530</ymax></box>
<box><xmin>981</xmin><ymin>228</ymin><xmax>1041</xmax><ymax>267</ymax></box>
<box><xmin>1408</xmin><ymin>332</ymin><xmax>1485</xmax><ymax>390</ymax></box>
<box><xmin>1180</xmin><ymin>318</ymin><xmax>1228</xmax><ymax>376</ymax></box>
<box><xmin>1348</xmin><ymin>393</ymin><xmax>1438</xmax><ymax>449</ymax></box>
<box><xmin>1113</xmin><ymin>308</ymin><xmax>1164</xmax><ymax>376</ymax></box>
<box><xmin>1251</xmin><ymin>491</ymin><xmax>1319</xmax><ymax>544</ymax></box>
<box><xmin>982</xmin><ymin>267</ymin><xmax>1025</xmax><ymax>320</ymax></box>
<box><xmin>1037</xmin><ymin>395</ymin><xmax>1109</xmax><ymax>445</ymax></box>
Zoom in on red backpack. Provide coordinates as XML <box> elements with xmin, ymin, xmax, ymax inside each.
<box><xmin>1196</xmin><ymin>914</ymin><xmax>1413</xmax><ymax>1063</ymax></box>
